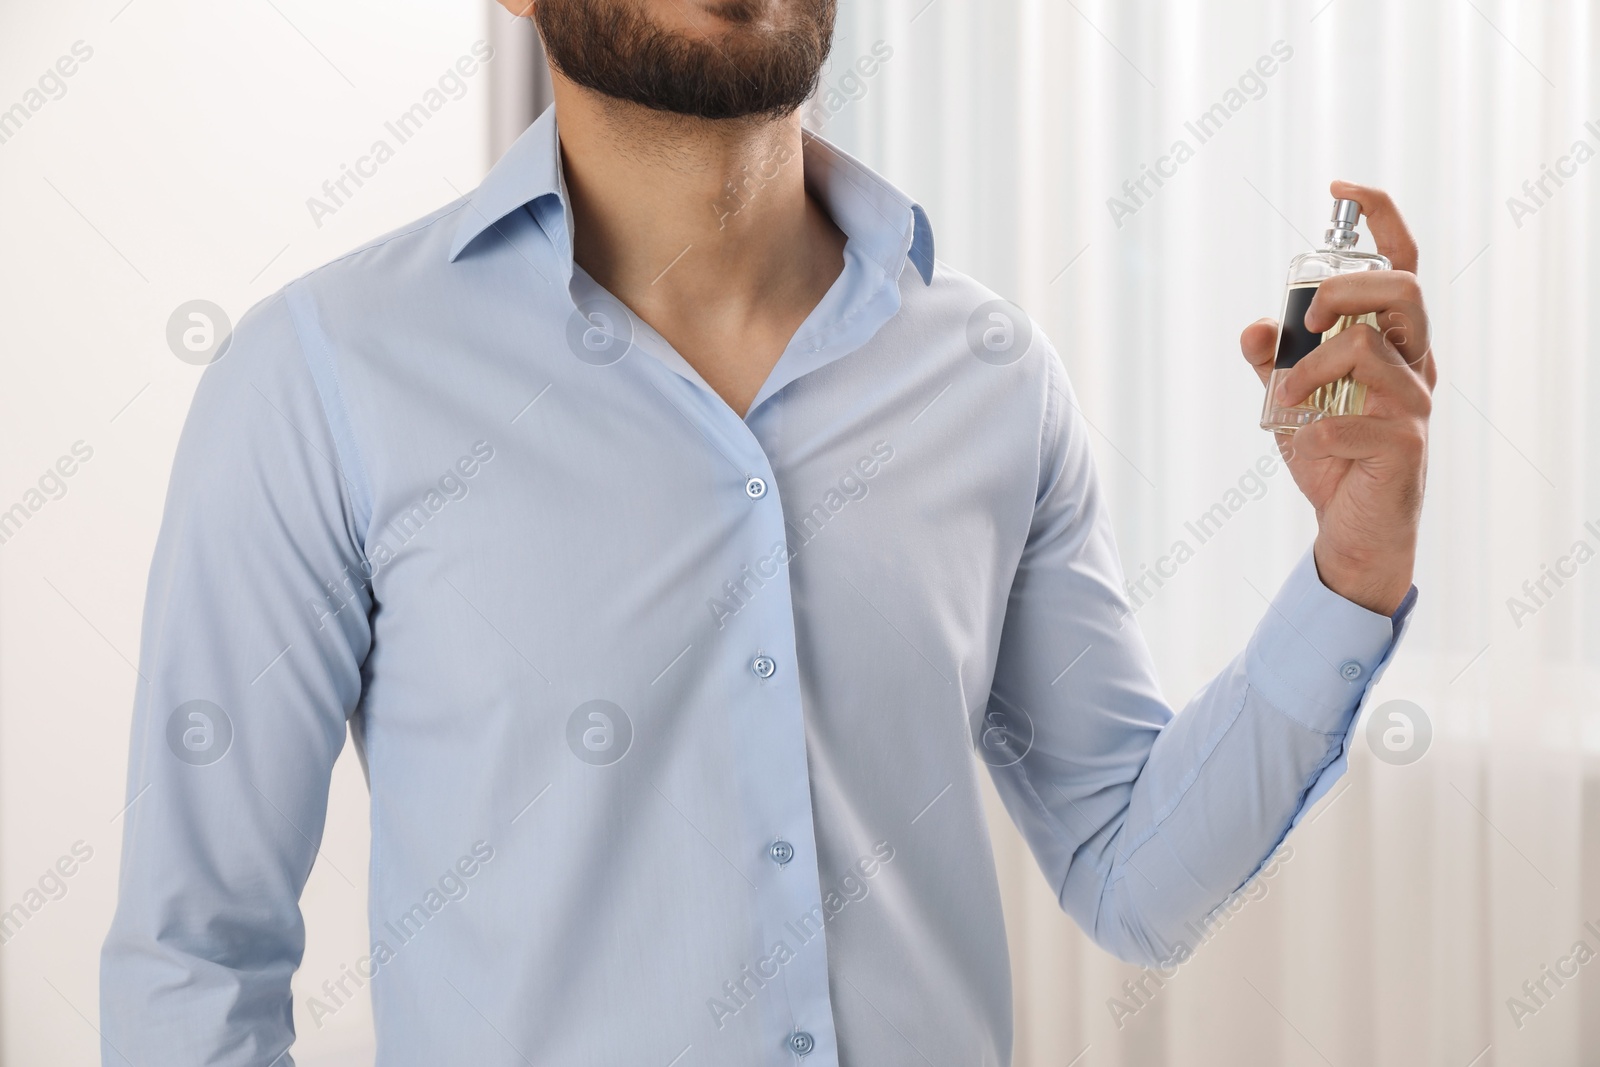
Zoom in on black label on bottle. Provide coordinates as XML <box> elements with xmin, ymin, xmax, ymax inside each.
<box><xmin>1274</xmin><ymin>284</ymin><xmax>1320</xmax><ymax>370</ymax></box>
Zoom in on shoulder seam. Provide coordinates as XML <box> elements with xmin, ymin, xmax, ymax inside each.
<box><xmin>281</xmin><ymin>282</ymin><xmax>376</xmax><ymax>546</ymax></box>
<box><xmin>1038</xmin><ymin>345</ymin><xmax>1069</xmax><ymax>505</ymax></box>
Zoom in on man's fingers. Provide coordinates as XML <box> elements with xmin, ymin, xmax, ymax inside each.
<box><xmin>1331</xmin><ymin>180</ymin><xmax>1418</xmax><ymax>274</ymax></box>
<box><xmin>1275</xmin><ymin>324</ymin><xmax>1431</xmax><ymax>417</ymax></box>
<box><xmin>1305</xmin><ymin>271</ymin><xmax>1423</xmax><ymax>332</ymax></box>
<box><xmin>1240</xmin><ymin>317</ymin><xmax>1277</xmax><ymax>387</ymax></box>
<box><xmin>1305</xmin><ymin>271</ymin><xmax>1431</xmax><ymax>371</ymax></box>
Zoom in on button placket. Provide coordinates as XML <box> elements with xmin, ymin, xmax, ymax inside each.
<box><xmin>725</xmin><ymin>428</ymin><xmax>837</xmax><ymax>1065</ymax></box>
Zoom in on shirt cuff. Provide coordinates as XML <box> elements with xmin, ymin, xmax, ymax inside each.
<box><xmin>1244</xmin><ymin>547</ymin><xmax>1419</xmax><ymax>828</ymax></box>
<box><xmin>1243</xmin><ymin>546</ymin><xmax>1409</xmax><ymax>734</ymax></box>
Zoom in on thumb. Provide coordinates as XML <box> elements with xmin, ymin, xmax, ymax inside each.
<box><xmin>1240</xmin><ymin>318</ymin><xmax>1277</xmax><ymax>388</ymax></box>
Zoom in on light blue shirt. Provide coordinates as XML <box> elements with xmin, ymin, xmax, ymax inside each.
<box><xmin>101</xmin><ymin>106</ymin><xmax>1415</xmax><ymax>1067</ymax></box>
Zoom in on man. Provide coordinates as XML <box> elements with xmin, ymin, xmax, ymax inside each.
<box><xmin>101</xmin><ymin>0</ymin><xmax>1432</xmax><ymax>1063</ymax></box>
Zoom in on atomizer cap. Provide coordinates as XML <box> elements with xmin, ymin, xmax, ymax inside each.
<box><xmin>1326</xmin><ymin>198</ymin><xmax>1362</xmax><ymax>248</ymax></box>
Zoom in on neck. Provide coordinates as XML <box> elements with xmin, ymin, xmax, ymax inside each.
<box><xmin>550</xmin><ymin>73</ymin><xmax>843</xmax><ymax>332</ymax></box>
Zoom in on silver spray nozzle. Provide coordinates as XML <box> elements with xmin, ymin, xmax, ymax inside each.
<box><xmin>1326</xmin><ymin>198</ymin><xmax>1362</xmax><ymax>249</ymax></box>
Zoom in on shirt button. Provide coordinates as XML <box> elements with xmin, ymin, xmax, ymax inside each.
<box><xmin>769</xmin><ymin>840</ymin><xmax>794</xmax><ymax>865</ymax></box>
<box><xmin>745</xmin><ymin>476</ymin><xmax>767</xmax><ymax>500</ymax></box>
<box><xmin>789</xmin><ymin>1031</ymin><xmax>815</xmax><ymax>1056</ymax></box>
<box><xmin>1340</xmin><ymin>660</ymin><xmax>1364</xmax><ymax>681</ymax></box>
<box><xmin>752</xmin><ymin>654</ymin><xmax>777</xmax><ymax>679</ymax></box>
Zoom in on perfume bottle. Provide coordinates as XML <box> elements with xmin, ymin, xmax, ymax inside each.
<box><xmin>1259</xmin><ymin>198</ymin><xmax>1391</xmax><ymax>433</ymax></box>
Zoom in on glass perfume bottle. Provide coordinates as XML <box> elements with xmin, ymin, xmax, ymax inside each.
<box><xmin>1259</xmin><ymin>198</ymin><xmax>1390</xmax><ymax>433</ymax></box>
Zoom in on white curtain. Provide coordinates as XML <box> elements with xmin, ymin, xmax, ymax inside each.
<box><xmin>819</xmin><ymin>1</ymin><xmax>1600</xmax><ymax>1065</ymax></box>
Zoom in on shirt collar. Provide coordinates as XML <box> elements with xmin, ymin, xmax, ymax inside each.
<box><xmin>447</xmin><ymin>104</ymin><xmax>935</xmax><ymax>286</ymax></box>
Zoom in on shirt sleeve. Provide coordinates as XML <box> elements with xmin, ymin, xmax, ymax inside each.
<box><xmin>99</xmin><ymin>285</ymin><xmax>373</xmax><ymax>1065</ymax></box>
<box><xmin>983</xmin><ymin>350</ymin><xmax>1416</xmax><ymax>968</ymax></box>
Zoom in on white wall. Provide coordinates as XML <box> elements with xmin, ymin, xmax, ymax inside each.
<box><xmin>0</xmin><ymin>2</ymin><xmax>493</xmax><ymax>1063</ymax></box>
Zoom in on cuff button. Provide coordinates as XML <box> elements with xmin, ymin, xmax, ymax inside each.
<box><xmin>1340</xmin><ymin>660</ymin><xmax>1364</xmax><ymax>681</ymax></box>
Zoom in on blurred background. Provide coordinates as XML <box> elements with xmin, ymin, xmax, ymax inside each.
<box><xmin>1</xmin><ymin>1</ymin><xmax>1597</xmax><ymax>1064</ymax></box>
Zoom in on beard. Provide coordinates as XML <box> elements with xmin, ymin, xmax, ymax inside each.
<box><xmin>533</xmin><ymin>0</ymin><xmax>837</xmax><ymax>122</ymax></box>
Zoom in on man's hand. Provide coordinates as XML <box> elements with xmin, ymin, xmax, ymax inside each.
<box><xmin>1240</xmin><ymin>181</ymin><xmax>1435</xmax><ymax>617</ymax></box>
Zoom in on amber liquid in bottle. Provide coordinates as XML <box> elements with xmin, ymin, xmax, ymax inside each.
<box><xmin>1260</xmin><ymin>199</ymin><xmax>1390</xmax><ymax>434</ymax></box>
